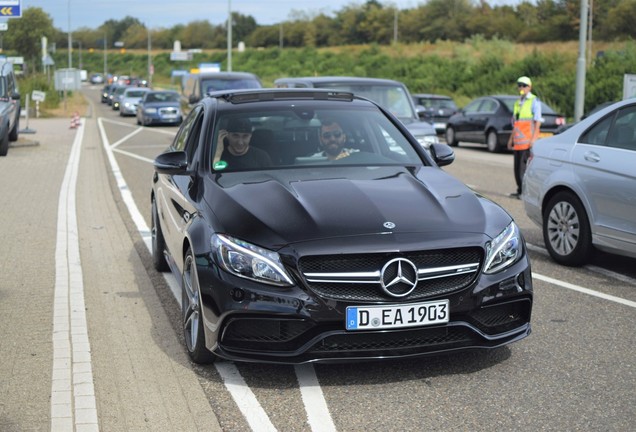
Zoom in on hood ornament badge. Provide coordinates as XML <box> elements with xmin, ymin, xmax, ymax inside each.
<box><xmin>383</xmin><ymin>221</ymin><xmax>396</xmax><ymax>230</ymax></box>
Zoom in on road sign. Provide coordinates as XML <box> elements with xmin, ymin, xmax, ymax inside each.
<box><xmin>31</xmin><ymin>90</ymin><xmax>46</xmax><ymax>102</ymax></box>
<box><xmin>0</xmin><ymin>0</ymin><xmax>21</xmax><ymax>18</ymax></box>
<box><xmin>0</xmin><ymin>22</ymin><xmax>7</xmax><ymax>31</ymax></box>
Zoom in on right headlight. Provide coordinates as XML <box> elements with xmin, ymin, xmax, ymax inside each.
<box><xmin>212</xmin><ymin>234</ymin><xmax>294</xmax><ymax>286</ymax></box>
<box><xmin>144</xmin><ymin>107</ymin><xmax>158</xmax><ymax>114</ymax></box>
<box><xmin>484</xmin><ymin>222</ymin><xmax>523</xmax><ymax>274</ymax></box>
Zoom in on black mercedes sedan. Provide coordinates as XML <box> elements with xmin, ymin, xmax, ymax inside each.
<box><xmin>151</xmin><ymin>88</ymin><xmax>533</xmax><ymax>364</ymax></box>
<box><xmin>445</xmin><ymin>95</ymin><xmax>565</xmax><ymax>152</ymax></box>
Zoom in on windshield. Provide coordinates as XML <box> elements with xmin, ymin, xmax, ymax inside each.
<box><xmin>147</xmin><ymin>92</ymin><xmax>180</xmax><ymax>103</ymax></box>
<box><xmin>125</xmin><ymin>90</ymin><xmax>147</xmax><ymax>98</ymax></box>
<box><xmin>202</xmin><ymin>78</ymin><xmax>261</xmax><ymax>93</ymax></box>
<box><xmin>210</xmin><ymin>104</ymin><xmax>424</xmax><ymax>173</ymax></box>
<box><xmin>316</xmin><ymin>83</ymin><xmax>415</xmax><ymax>119</ymax></box>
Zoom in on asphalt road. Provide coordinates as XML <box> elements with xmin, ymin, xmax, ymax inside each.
<box><xmin>1</xmin><ymin>86</ymin><xmax>634</xmax><ymax>432</ymax></box>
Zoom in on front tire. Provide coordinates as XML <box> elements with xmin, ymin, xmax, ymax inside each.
<box><xmin>9</xmin><ymin>112</ymin><xmax>19</xmax><ymax>142</ymax></box>
<box><xmin>543</xmin><ymin>191</ymin><xmax>593</xmax><ymax>266</ymax></box>
<box><xmin>182</xmin><ymin>248</ymin><xmax>215</xmax><ymax>364</ymax></box>
<box><xmin>445</xmin><ymin>126</ymin><xmax>458</xmax><ymax>147</ymax></box>
<box><xmin>0</xmin><ymin>127</ymin><xmax>9</xmax><ymax>156</ymax></box>
<box><xmin>151</xmin><ymin>199</ymin><xmax>169</xmax><ymax>272</ymax></box>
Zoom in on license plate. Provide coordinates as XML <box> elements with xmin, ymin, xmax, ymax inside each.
<box><xmin>162</xmin><ymin>114</ymin><xmax>177</xmax><ymax>119</ymax></box>
<box><xmin>346</xmin><ymin>299</ymin><xmax>449</xmax><ymax>331</ymax></box>
<box><xmin>434</xmin><ymin>122</ymin><xmax>446</xmax><ymax>130</ymax></box>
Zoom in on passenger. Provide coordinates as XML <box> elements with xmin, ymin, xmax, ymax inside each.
<box><xmin>315</xmin><ymin>118</ymin><xmax>354</xmax><ymax>161</ymax></box>
<box><xmin>215</xmin><ymin>118</ymin><xmax>272</xmax><ymax>170</ymax></box>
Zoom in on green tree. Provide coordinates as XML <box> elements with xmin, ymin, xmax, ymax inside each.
<box><xmin>4</xmin><ymin>7</ymin><xmax>57</xmax><ymax>72</ymax></box>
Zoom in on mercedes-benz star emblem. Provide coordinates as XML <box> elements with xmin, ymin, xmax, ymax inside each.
<box><xmin>383</xmin><ymin>221</ymin><xmax>396</xmax><ymax>229</ymax></box>
<box><xmin>380</xmin><ymin>258</ymin><xmax>418</xmax><ymax>298</ymax></box>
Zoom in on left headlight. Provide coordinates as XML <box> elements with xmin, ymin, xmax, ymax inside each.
<box><xmin>211</xmin><ymin>234</ymin><xmax>294</xmax><ymax>286</ymax></box>
<box><xmin>484</xmin><ymin>222</ymin><xmax>523</xmax><ymax>274</ymax></box>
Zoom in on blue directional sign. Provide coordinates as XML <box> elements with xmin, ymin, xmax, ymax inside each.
<box><xmin>0</xmin><ymin>1</ymin><xmax>20</xmax><ymax>18</ymax></box>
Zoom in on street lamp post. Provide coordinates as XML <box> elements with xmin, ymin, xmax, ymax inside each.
<box><xmin>148</xmin><ymin>25</ymin><xmax>152</xmax><ymax>87</ymax></box>
<box><xmin>67</xmin><ymin>0</ymin><xmax>72</xmax><ymax>69</ymax></box>
<box><xmin>227</xmin><ymin>0</ymin><xmax>232</xmax><ymax>72</ymax></box>
<box><xmin>103</xmin><ymin>33</ymin><xmax>107</xmax><ymax>78</ymax></box>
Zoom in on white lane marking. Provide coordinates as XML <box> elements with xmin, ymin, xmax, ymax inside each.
<box><xmin>533</xmin><ymin>273</ymin><xmax>636</xmax><ymax>308</ymax></box>
<box><xmin>98</xmin><ymin>117</ymin><xmax>280</xmax><ymax>431</ymax></box>
<box><xmin>111</xmin><ymin>147</ymin><xmax>155</xmax><ymax>164</ymax></box>
<box><xmin>526</xmin><ymin>242</ymin><xmax>636</xmax><ymax>293</ymax></box>
<box><xmin>214</xmin><ymin>362</ymin><xmax>278</xmax><ymax>432</ymax></box>
<box><xmin>100</xmin><ymin>116</ymin><xmax>177</xmax><ymax>135</ymax></box>
<box><xmin>110</xmin><ymin>127</ymin><xmax>145</xmax><ymax>149</ymax></box>
<box><xmin>295</xmin><ymin>365</ymin><xmax>337</xmax><ymax>432</ymax></box>
<box><xmin>51</xmin><ymin>121</ymin><xmax>99</xmax><ymax>431</ymax></box>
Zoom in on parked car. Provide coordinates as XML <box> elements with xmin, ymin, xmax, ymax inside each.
<box><xmin>182</xmin><ymin>71</ymin><xmax>262</xmax><ymax>105</ymax></box>
<box><xmin>523</xmin><ymin>99</ymin><xmax>636</xmax><ymax>266</ymax></box>
<box><xmin>151</xmin><ymin>88</ymin><xmax>533</xmax><ymax>364</ymax></box>
<box><xmin>445</xmin><ymin>95</ymin><xmax>566</xmax><ymax>152</ymax></box>
<box><xmin>136</xmin><ymin>90</ymin><xmax>182</xmax><ymax>126</ymax></box>
<box><xmin>274</xmin><ymin>76</ymin><xmax>439</xmax><ymax>149</ymax></box>
<box><xmin>412</xmin><ymin>93</ymin><xmax>458</xmax><ymax>134</ymax></box>
<box><xmin>111</xmin><ymin>85</ymin><xmax>130</xmax><ymax>110</ymax></box>
<box><xmin>119</xmin><ymin>87</ymin><xmax>151</xmax><ymax>116</ymax></box>
<box><xmin>0</xmin><ymin>60</ymin><xmax>21</xmax><ymax>157</ymax></box>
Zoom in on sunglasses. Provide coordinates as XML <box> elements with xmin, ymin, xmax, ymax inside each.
<box><xmin>517</xmin><ymin>83</ymin><xmax>529</xmax><ymax>88</ymax></box>
<box><xmin>322</xmin><ymin>131</ymin><xmax>343</xmax><ymax>140</ymax></box>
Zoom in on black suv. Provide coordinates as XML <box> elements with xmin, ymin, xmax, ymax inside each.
<box><xmin>0</xmin><ymin>61</ymin><xmax>20</xmax><ymax>156</ymax></box>
<box><xmin>274</xmin><ymin>76</ymin><xmax>439</xmax><ymax>150</ymax></box>
<box><xmin>181</xmin><ymin>71</ymin><xmax>262</xmax><ymax>105</ymax></box>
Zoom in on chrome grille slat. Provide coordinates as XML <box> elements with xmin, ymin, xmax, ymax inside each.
<box><xmin>298</xmin><ymin>248</ymin><xmax>482</xmax><ymax>301</ymax></box>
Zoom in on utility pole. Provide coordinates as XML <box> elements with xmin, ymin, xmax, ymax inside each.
<box><xmin>148</xmin><ymin>26</ymin><xmax>152</xmax><ymax>87</ymax></box>
<box><xmin>227</xmin><ymin>0</ymin><xmax>232</xmax><ymax>72</ymax></box>
<box><xmin>574</xmin><ymin>0</ymin><xmax>589</xmax><ymax>122</ymax></box>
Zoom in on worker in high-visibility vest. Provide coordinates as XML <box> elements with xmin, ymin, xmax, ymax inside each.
<box><xmin>507</xmin><ymin>76</ymin><xmax>542</xmax><ymax>199</ymax></box>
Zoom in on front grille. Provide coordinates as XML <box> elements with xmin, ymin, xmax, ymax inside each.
<box><xmin>159</xmin><ymin>107</ymin><xmax>178</xmax><ymax>115</ymax></box>
<box><xmin>298</xmin><ymin>248</ymin><xmax>482</xmax><ymax>302</ymax></box>
<box><xmin>311</xmin><ymin>327</ymin><xmax>475</xmax><ymax>353</ymax></box>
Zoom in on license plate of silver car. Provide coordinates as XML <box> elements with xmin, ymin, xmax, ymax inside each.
<box><xmin>346</xmin><ymin>299</ymin><xmax>449</xmax><ymax>331</ymax></box>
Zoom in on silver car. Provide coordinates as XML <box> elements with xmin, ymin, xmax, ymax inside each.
<box><xmin>522</xmin><ymin>99</ymin><xmax>636</xmax><ymax>266</ymax></box>
<box><xmin>119</xmin><ymin>87</ymin><xmax>151</xmax><ymax>116</ymax></box>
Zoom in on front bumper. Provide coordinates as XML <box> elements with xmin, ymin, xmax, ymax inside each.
<box><xmin>197</xmin><ymin>253</ymin><xmax>533</xmax><ymax>364</ymax></box>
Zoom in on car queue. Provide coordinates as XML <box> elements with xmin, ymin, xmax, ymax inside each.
<box><xmin>95</xmin><ymin>71</ymin><xmax>635</xmax><ymax>275</ymax></box>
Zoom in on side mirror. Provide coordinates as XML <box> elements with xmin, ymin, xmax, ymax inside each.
<box><xmin>429</xmin><ymin>143</ymin><xmax>455</xmax><ymax>167</ymax></box>
<box><xmin>11</xmin><ymin>92</ymin><xmax>20</xmax><ymax>101</ymax></box>
<box><xmin>188</xmin><ymin>94</ymin><xmax>199</xmax><ymax>105</ymax></box>
<box><xmin>154</xmin><ymin>151</ymin><xmax>189</xmax><ymax>175</ymax></box>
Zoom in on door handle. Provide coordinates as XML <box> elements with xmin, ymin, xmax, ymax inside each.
<box><xmin>584</xmin><ymin>151</ymin><xmax>600</xmax><ymax>163</ymax></box>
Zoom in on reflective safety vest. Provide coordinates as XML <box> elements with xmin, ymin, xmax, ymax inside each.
<box><xmin>512</xmin><ymin>93</ymin><xmax>537</xmax><ymax>151</ymax></box>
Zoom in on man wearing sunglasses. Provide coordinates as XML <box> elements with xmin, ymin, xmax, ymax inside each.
<box><xmin>507</xmin><ymin>75</ymin><xmax>542</xmax><ymax>199</ymax></box>
<box><xmin>317</xmin><ymin>118</ymin><xmax>353</xmax><ymax>161</ymax></box>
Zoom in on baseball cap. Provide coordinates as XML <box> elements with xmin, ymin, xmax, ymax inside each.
<box><xmin>227</xmin><ymin>117</ymin><xmax>252</xmax><ymax>133</ymax></box>
<box><xmin>517</xmin><ymin>76</ymin><xmax>532</xmax><ymax>86</ymax></box>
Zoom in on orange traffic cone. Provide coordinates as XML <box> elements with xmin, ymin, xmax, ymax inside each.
<box><xmin>70</xmin><ymin>112</ymin><xmax>80</xmax><ymax>129</ymax></box>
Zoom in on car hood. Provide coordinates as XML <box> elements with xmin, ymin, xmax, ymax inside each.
<box><xmin>399</xmin><ymin>118</ymin><xmax>436</xmax><ymax>136</ymax></box>
<box><xmin>204</xmin><ymin>166</ymin><xmax>509</xmax><ymax>251</ymax></box>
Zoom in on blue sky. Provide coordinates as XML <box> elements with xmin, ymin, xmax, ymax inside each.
<box><xmin>16</xmin><ymin>0</ymin><xmax>523</xmax><ymax>32</ymax></box>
